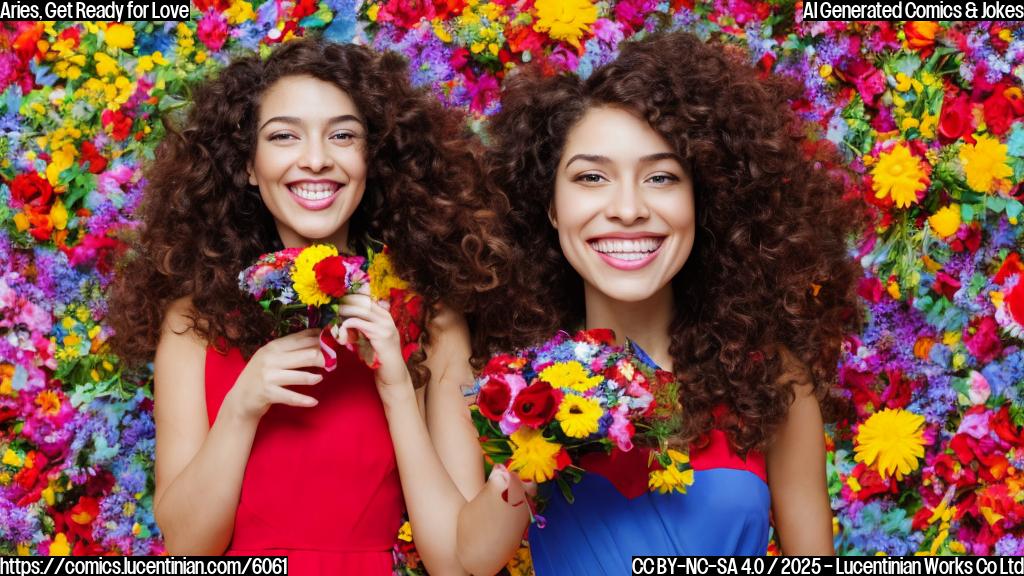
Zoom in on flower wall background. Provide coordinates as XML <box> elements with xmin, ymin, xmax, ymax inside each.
<box><xmin>0</xmin><ymin>0</ymin><xmax>1023</xmax><ymax>561</ymax></box>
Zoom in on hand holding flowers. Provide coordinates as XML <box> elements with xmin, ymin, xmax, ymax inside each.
<box><xmin>472</xmin><ymin>329</ymin><xmax>692</xmax><ymax>510</ymax></box>
<box><xmin>222</xmin><ymin>328</ymin><xmax>326</xmax><ymax>423</ymax></box>
<box><xmin>238</xmin><ymin>244</ymin><xmax>425</xmax><ymax>379</ymax></box>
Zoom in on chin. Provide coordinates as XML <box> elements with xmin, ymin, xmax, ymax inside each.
<box><xmin>591</xmin><ymin>282</ymin><xmax>665</xmax><ymax>304</ymax></box>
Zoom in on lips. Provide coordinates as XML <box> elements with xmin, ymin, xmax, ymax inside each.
<box><xmin>287</xmin><ymin>180</ymin><xmax>342</xmax><ymax>211</ymax></box>
<box><xmin>588</xmin><ymin>236</ymin><xmax>665</xmax><ymax>271</ymax></box>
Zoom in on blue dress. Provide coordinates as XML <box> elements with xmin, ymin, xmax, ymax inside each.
<box><xmin>527</xmin><ymin>345</ymin><xmax>770</xmax><ymax>574</ymax></box>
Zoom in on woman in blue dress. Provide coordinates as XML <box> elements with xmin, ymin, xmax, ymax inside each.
<box><xmin>451</xmin><ymin>31</ymin><xmax>862</xmax><ymax>574</ymax></box>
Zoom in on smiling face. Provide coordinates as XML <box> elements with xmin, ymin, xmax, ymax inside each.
<box><xmin>552</xmin><ymin>105</ymin><xmax>696</xmax><ymax>305</ymax></box>
<box><xmin>248</xmin><ymin>74</ymin><xmax>368</xmax><ymax>249</ymax></box>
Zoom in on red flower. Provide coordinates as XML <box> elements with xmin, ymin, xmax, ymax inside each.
<box><xmin>313</xmin><ymin>256</ymin><xmax>349</xmax><ymax>297</ymax></box>
<box><xmin>994</xmin><ymin>253</ymin><xmax>1024</xmax><ymax>285</ymax></box>
<box><xmin>377</xmin><ymin>0</ymin><xmax>437</xmax><ymax>28</ymax></box>
<box><xmin>857</xmin><ymin>277</ymin><xmax>885</xmax><ymax>303</ymax></box>
<box><xmin>10</xmin><ymin>172</ymin><xmax>54</xmax><ymax>208</ymax></box>
<box><xmin>512</xmin><ymin>380</ymin><xmax>560</xmax><ymax>428</ymax></box>
<box><xmin>983</xmin><ymin>83</ymin><xmax>1024</xmax><ymax>137</ymax></box>
<box><xmin>78</xmin><ymin>141</ymin><xmax>107</xmax><ymax>174</ymax></box>
<box><xmin>1006</xmin><ymin>277</ymin><xmax>1024</xmax><ymax>327</ymax></box>
<box><xmin>931</xmin><ymin>271</ymin><xmax>961</xmax><ymax>301</ymax></box>
<box><xmin>477</xmin><ymin>376</ymin><xmax>512</xmax><ymax>421</ymax></box>
<box><xmin>938</xmin><ymin>94</ymin><xmax>974</xmax><ymax>143</ymax></box>
<box><xmin>577</xmin><ymin>328</ymin><xmax>616</xmax><ymax>346</ymax></box>
<box><xmin>193</xmin><ymin>0</ymin><xmax>231</xmax><ymax>11</ymax></box>
<box><xmin>963</xmin><ymin>316</ymin><xmax>1004</xmax><ymax>364</ymax></box>
<box><xmin>101</xmin><ymin>109</ymin><xmax>132</xmax><ymax>141</ymax></box>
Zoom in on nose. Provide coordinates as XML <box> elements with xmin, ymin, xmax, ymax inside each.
<box><xmin>298</xmin><ymin>139</ymin><xmax>333</xmax><ymax>173</ymax></box>
<box><xmin>605</xmin><ymin>180</ymin><xmax>650</xmax><ymax>225</ymax></box>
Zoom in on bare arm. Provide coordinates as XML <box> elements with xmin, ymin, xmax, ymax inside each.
<box><xmin>766</xmin><ymin>351</ymin><xmax>835</xmax><ymax>555</ymax></box>
<box><xmin>340</xmin><ymin>298</ymin><xmax>470</xmax><ymax>575</ymax></box>
<box><xmin>154</xmin><ymin>298</ymin><xmax>324</xmax><ymax>554</ymax></box>
<box><xmin>426</xmin><ymin>309</ymin><xmax>531</xmax><ymax>575</ymax></box>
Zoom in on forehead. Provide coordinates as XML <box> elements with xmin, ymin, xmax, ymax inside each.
<box><xmin>258</xmin><ymin>74</ymin><xmax>360</xmax><ymax>120</ymax></box>
<box><xmin>562</xmin><ymin>106</ymin><xmax>674</xmax><ymax>160</ymax></box>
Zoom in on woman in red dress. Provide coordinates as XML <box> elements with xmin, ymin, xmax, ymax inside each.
<box><xmin>108</xmin><ymin>38</ymin><xmax>502</xmax><ymax>574</ymax></box>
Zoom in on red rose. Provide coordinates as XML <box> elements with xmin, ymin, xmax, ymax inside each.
<box><xmin>512</xmin><ymin>380</ymin><xmax>560</xmax><ymax>428</ymax></box>
<box><xmin>313</xmin><ymin>256</ymin><xmax>349</xmax><ymax>297</ymax></box>
<box><xmin>938</xmin><ymin>94</ymin><xmax>973</xmax><ymax>142</ymax></box>
<box><xmin>10</xmin><ymin>172</ymin><xmax>53</xmax><ymax>208</ymax></box>
<box><xmin>477</xmin><ymin>376</ymin><xmax>512</xmax><ymax>421</ymax></box>
<box><xmin>963</xmin><ymin>316</ymin><xmax>1003</xmax><ymax>364</ymax></box>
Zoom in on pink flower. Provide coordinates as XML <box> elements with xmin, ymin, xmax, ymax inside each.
<box><xmin>498</xmin><ymin>373</ymin><xmax>529</xmax><ymax>435</ymax></box>
<box><xmin>608</xmin><ymin>404</ymin><xmax>635</xmax><ymax>452</ymax></box>
<box><xmin>968</xmin><ymin>371</ymin><xmax>991</xmax><ymax>406</ymax></box>
<box><xmin>963</xmin><ymin>316</ymin><xmax>1003</xmax><ymax>364</ymax></box>
<box><xmin>957</xmin><ymin>411</ymin><xmax>990</xmax><ymax>440</ymax></box>
<box><xmin>197</xmin><ymin>12</ymin><xmax>228</xmax><ymax>52</ymax></box>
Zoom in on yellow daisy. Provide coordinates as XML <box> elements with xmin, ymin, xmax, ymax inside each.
<box><xmin>556</xmin><ymin>395</ymin><xmax>603</xmax><ymax>438</ymax></box>
<box><xmin>508</xmin><ymin>427</ymin><xmax>564</xmax><ymax>483</ymax></box>
<box><xmin>648</xmin><ymin>449</ymin><xmax>695</xmax><ymax>495</ymax></box>
<box><xmin>871</xmin><ymin>142</ymin><xmax>929</xmax><ymax>208</ymax></box>
<box><xmin>533</xmin><ymin>0</ymin><xmax>598</xmax><ymax>49</ymax></box>
<box><xmin>959</xmin><ymin>134</ymin><xmax>1013</xmax><ymax>193</ymax></box>
<box><xmin>854</xmin><ymin>408</ymin><xmax>926</xmax><ymax>480</ymax></box>
<box><xmin>539</xmin><ymin>361</ymin><xmax>603</xmax><ymax>392</ymax></box>
<box><xmin>292</xmin><ymin>244</ymin><xmax>338</xmax><ymax>306</ymax></box>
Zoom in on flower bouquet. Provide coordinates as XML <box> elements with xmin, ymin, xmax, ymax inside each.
<box><xmin>471</xmin><ymin>329</ymin><xmax>692</xmax><ymax>509</ymax></box>
<box><xmin>237</xmin><ymin>243</ymin><xmax>424</xmax><ymax>371</ymax></box>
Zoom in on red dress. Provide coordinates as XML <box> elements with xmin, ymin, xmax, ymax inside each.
<box><xmin>204</xmin><ymin>342</ymin><xmax>404</xmax><ymax>575</ymax></box>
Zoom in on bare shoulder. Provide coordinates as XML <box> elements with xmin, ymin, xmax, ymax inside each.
<box><xmin>422</xmin><ymin>303</ymin><xmax>471</xmax><ymax>373</ymax></box>
<box><xmin>775</xmin><ymin>345</ymin><xmax>815</xmax><ymax>400</ymax></box>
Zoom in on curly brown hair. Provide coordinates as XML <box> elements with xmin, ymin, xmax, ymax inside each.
<box><xmin>481</xmin><ymin>31</ymin><xmax>864</xmax><ymax>453</ymax></box>
<box><xmin>108</xmin><ymin>37</ymin><xmax>509</xmax><ymax>388</ymax></box>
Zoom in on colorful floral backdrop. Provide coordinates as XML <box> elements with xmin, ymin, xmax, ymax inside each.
<box><xmin>1</xmin><ymin>0</ymin><xmax>1023</xmax><ymax>562</ymax></box>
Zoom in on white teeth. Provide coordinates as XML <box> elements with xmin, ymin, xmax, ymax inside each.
<box><xmin>290</xmin><ymin>183</ymin><xmax>337</xmax><ymax>200</ymax></box>
<box><xmin>589</xmin><ymin>238</ymin><xmax>663</xmax><ymax>256</ymax></box>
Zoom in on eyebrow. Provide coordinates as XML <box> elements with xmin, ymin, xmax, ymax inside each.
<box><xmin>564</xmin><ymin>152</ymin><xmax>686</xmax><ymax>169</ymax></box>
<box><xmin>258</xmin><ymin>114</ymin><xmax>364</xmax><ymax>132</ymax></box>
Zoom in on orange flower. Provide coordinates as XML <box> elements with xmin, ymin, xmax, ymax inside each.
<box><xmin>904</xmin><ymin>21</ymin><xmax>940</xmax><ymax>56</ymax></box>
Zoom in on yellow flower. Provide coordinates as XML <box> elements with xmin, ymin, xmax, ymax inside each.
<box><xmin>854</xmin><ymin>408</ymin><xmax>926</xmax><ymax>480</ymax></box>
<box><xmin>50</xmin><ymin>200</ymin><xmax>68</xmax><ymax>231</ymax></box>
<box><xmin>539</xmin><ymin>361</ymin><xmax>602</xmax><ymax>392</ymax></box>
<box><xmin>506</xmin><ymin>544</ymin><xmax>533</xmax><ymax>576</ymax></box>
<box><xmin>225</xmin><ymin>0</ymin><xmax>256</xmax><ymax>24</ymax></box>
<box><xmin>2</xmin><ymin>449</ymin><xmax>23</xmax><ymax>467</ymax></box>
<box><xmin>368</xmin><ymin>251</ymin><xmax>408</xmax><ymax>301</ymax></box>
<box><xmin>533</xmin><ymin>0</ymin><xmax>597</xmax><ymax>49</ymax></box>
<box><xmin>648</xmin><ymin>449</ymin><xmax>694</xmax><ymax>494</ymax></box>
<box><xmin>872</xmin><ymin>143</ymin><xmax>929</xmax><ymax>209</ymax></box>
<box><xmin>292</xmin><ymin>244</ymin><xmax>339</xmax><ymax>306</ymax></box>
<box><xmin>46</xmin><ymin>144</ymin><xmax>76</xmax><ymax>185</ymax></box>
<box><xmin>508</xmin><ymin>427</ymin><xmax>564</xmax><ymax>482</ymax></box>
<box><xmin>928</xmin><ymin>205</ymin><xmax>960</xmax><ymax>238</ymax></box>
<box><xmin>556</xmin><ymin>395</ymin><xmax>603</xmax><ymax>438</ymax></box>
<box><xmin>94</xmin><ymin>52</ymin><xmax>120</xmax><ymax>77</ymax></box>
<box><xmin>397</xmin><ymin>521</ymin><xmax>412</xmax><ymax>542</ymax></box>
<box><xmin>959</xmin><ymin>134</ymin><xmax>1012</xmax><ymax>193</ymax></box>
<box><xmin>105</xmin><ymin>23</ymin><xmax>135</xmax><ymax>50</ymax></box>
<box><xmin>49</xmin><ymin>533</ymin><xmax>70</xmax><ymax>556</ymax></box>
